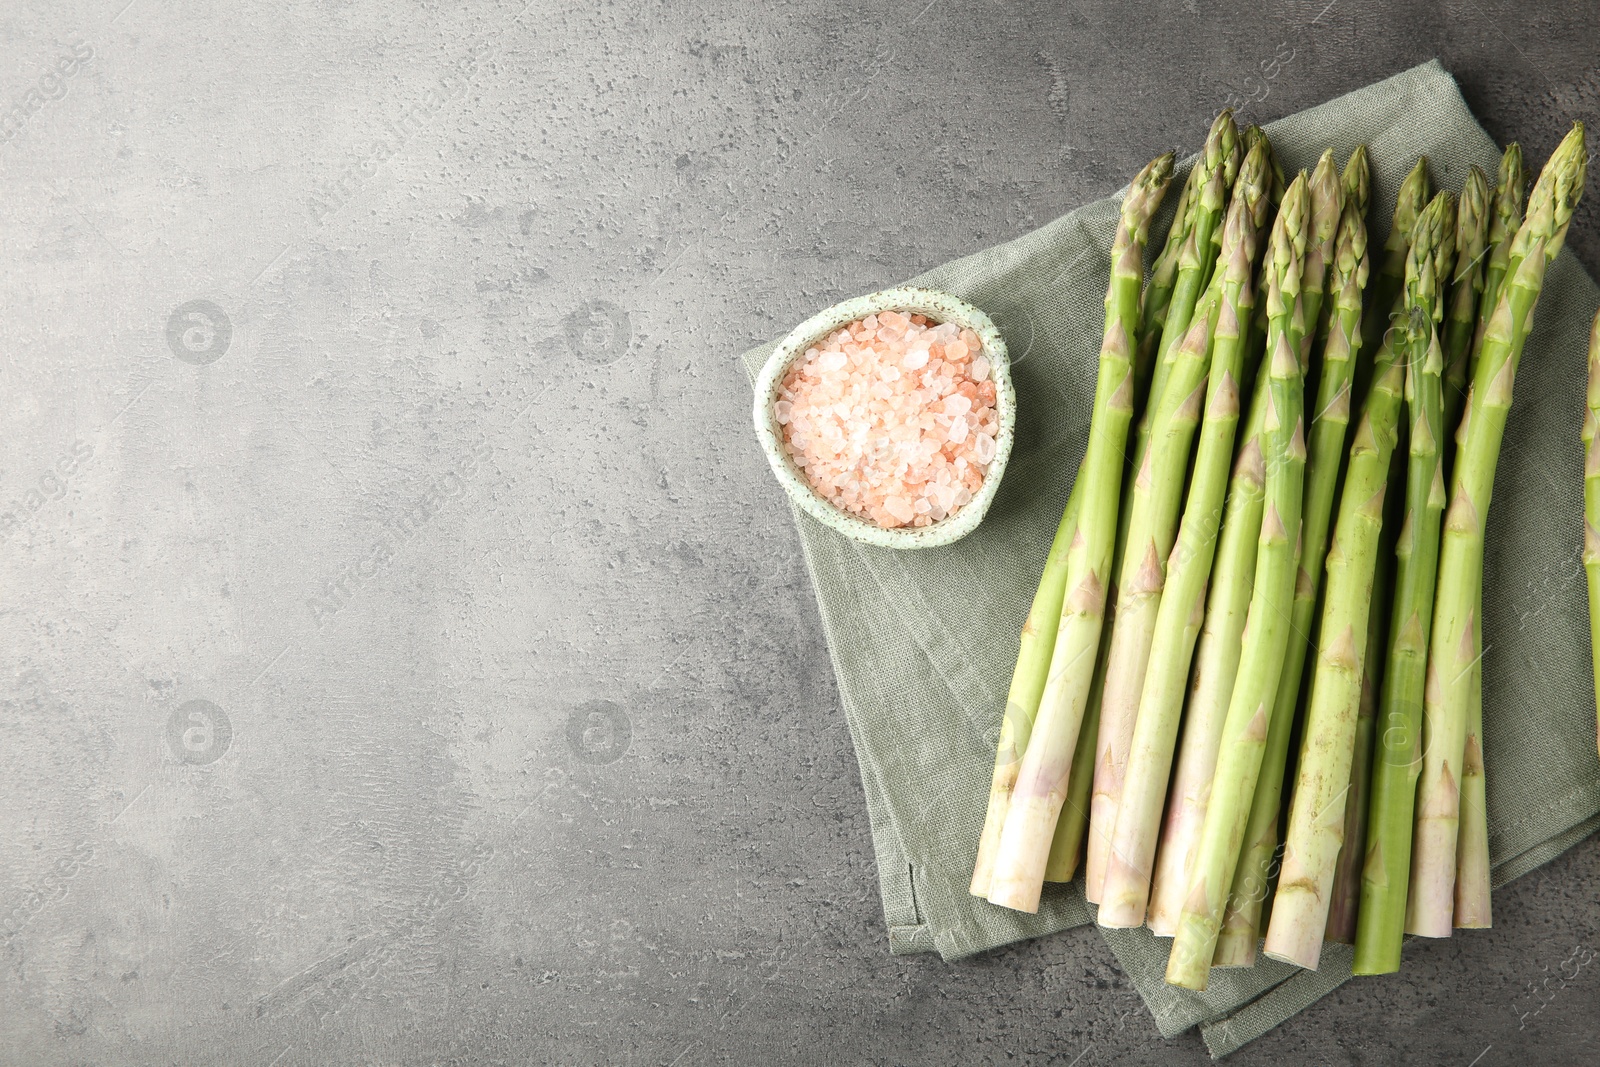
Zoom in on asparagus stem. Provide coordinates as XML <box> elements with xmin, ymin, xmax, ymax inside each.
<box><xmin>973</xmin><ymin>153</ymin><xmax>1160</xmax><ymax>899</ymax></box>
<box><xmin>1453</xmin><ymin>577</ymin><xmax>1491</xmax><ymax>928</ymax></box>
<box><xmin>1449</xmin><ymin>165</ymin><xmax>1523</xmax><ymax>888</ymax></box>
<box><xmin>1096</xmin><ymin>143</ymin><xmax>1271</xmax><ymax>927</ymax></box>
<box><xmin>983</xmin><ymin>153</ymin><xmax>1176</xmax><ymax>913</ymax></box>
<box><xmin>1442</xmin><ymin>168</ymin><xmax>1491</xmax><ymax>443</ymax></box>
<box><xmin>1587</xmin><ymin>310</ymin><xmax>1600</xmax><ymax>764</ymax></box>
<box><xmin>1262</xmin><ymin>198</ymin><xmax>1409</xmax><ymax>965</ymax></box>
<box><xmin>1044</xmin><ymin>614</ymin><xmax>1109</xmax><ymax>881</ymax></box>
<box><xmin>970</xmin><ymin>465</ymin><xmax>1086</xmax><ymax>896</ymax></box>
<box><xmin>1144</xmin><ymin>415</ymin><xmax>1266</xmax><ymax>936</ymax></box>
<box><xmin>1325</xmin><ymin>533</ymin><xmax>1393</xmax><ymax>944</ymax></box>
<box><xmin>1137</xmin><ymin>146</ymin><xmax>1202</xmax><ymax>396</ymax></box>
<box><xmin>1144</xmin><ymin>138</ymin><xmax>1280</xmax><ymax>935</ymax></box>
<box><xmin>1261</xmin><ymin>129</ymin><xmax>1287</xmax><ymax>208</ymax></box>
<box><xmin>1213</xmin><ymin>152</ymin><xmax>1347</xmax><ymax>966</ymax></box>
<box><xmin>1085</xmin><ymin>119</ymin><xmax>1240</xmax><ymax>902</ymax></box>
<box><xmin>1471</xmin><ymin>146</ymin><xmax>1527</xmax><ymax>370</ymax></box>
<box><xmin>1360</xmin><ymin>159</ymin><xmax>1431</xmax><ymax>358</ymax></box>
<box><xmin>1087</xmin><ymin>297</ymin><xmax>1219</xmax><ymax>901</ymax></box>
<box><xmin>1133</xmin><ymin>115</ymin><xmax>1242</xmax><ymax>477</ymax></box>
<box><xmin>1406</xmin><ymin>124</ymin><xmax>1586</xmax><ymax>939</ymax></box>
<box><xmin>1335</xmin><ymin>144</ymin><xmax>1370</xmax><ymax>404</ymax></box>
<box><xmin>1295</xmin><ymin>148</ymin><xmax>1346</xmax><ymax>362</ymax></box>
<box><xmin>1165</xmin><ymin>174</ymin><xmax>1310</xmax><ymax>990</ymax></box>
<box><xmin>1342</xmin><ymin>145</ymin><xmax>1371</xmax><ymax>219</ymax></box>
<box><xmin>1346</xmin><ymin>191</ymin><xmax>1456</xmax><ymax>972</ymax></box>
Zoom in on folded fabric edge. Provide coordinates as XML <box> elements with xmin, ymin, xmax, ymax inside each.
<box><xmin>1096</xmin><ymin>926</ymin><xmax>1246</xmax><ymax>1040</ymax></box>
<box><xmin>1491</xmin><ymin>808</ymin><xmax>1600</xmax><ymax>888</ymax></box>
<box><xmin>1199</xmin><ymin>945</ymin><xmax>1356</xmax><ymax>1058</ymax></box>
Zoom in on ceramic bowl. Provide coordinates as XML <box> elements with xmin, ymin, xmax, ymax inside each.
<box><xmin>752</xmin><ymin>286</ymin><xmax>1015</xmax><ymax>549</ymax></box>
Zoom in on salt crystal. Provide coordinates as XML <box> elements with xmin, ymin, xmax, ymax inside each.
<box><xmin>776</xmin><ymin>312</ymin><xmax>999</xmax><ymax>530</ymax></box>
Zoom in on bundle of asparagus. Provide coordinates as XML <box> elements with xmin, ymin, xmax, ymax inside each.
<box><xmin>971</xmin><ymin>117</ymin><xmax>1588</xmax><ymax>989</ymax></box>
<box><xmin>1400</xmin><ymin>126</ymin><xmax>1588</xmax><ymax>944</ymax></box>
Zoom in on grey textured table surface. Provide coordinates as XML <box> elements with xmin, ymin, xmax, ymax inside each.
<box><xmin>3</xmin><ymin>1</ymin><xmax>1598</xmax><ymax>1064</ymax></box>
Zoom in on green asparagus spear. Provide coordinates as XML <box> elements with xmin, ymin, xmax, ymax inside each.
<box><xmin>973</xmin><ymin>154</ymin><xmax>1177</xmax><ymax>898</ymax></box>
<box><xmin>1361</xmin><ymin>159</ymin><xmax>1431</xmax><ymax>357</ymax></box>
<box><xmin>1044</xmin><ymin>608</ymin><xmax>1109</xmax><ymax>881</ymax></box>
<box><xmin>1136</xmin><ymin>157</ymin><xmax>1201</xmax><ymax>398</ymax></box>
<box><xmin>1472</xmin><ymin>145</ymin><xmax>1528</xmax><ymax>365</ymax></box>
<box><xmin>1342</xmin><ymin>145</ymin><xmax>1371</xmax><ymax>218</ymax></box>
<box><xmin>1145</xmin><ymin>416</ymin><xmax>1266</xmax><ymax>936</ymax></box>
<box><xmin>1324</xmin><ymin>530</ymin><xmax>1393</xmax><ymax>944</ymax></box>
<box><xmin>1447</xmin><ymin>148</ymin><xmax>1527</xmax><ymax>925</ymax></box>
<box><xmin>1094</xmin><ymin>133</ymin><xmax>1241</xmax><ymax>908</ymax></box>
<box><xmin>1442</xmin><ymin>168</ymin><xmax>1491</xmax><ymax>439</ymax></box>
<box><xmin>970</xmin><ymin>454</ymin><xmax>1085</xmax><ymax>895</ymax></box>
<box><xmin>1142</xmin><ymin>116</ymin><xmax>1248</xmax><ymax>393</ymax></box>
<box><xmin>1264</xmin><ymin>253</ymin><xmax>1403</xmax><ymax>968</ymax></box>
<box><xmin>1296</xmin><ymin>149</ymin><xmax>1345</xmax><ymax>358</ymax></box>
<box><xmin>1165</xmin><ymin>173</ymin><xmax>1310</xmax><ymax>990</ymax></box>
<box><xmin>970</xmin><ymin>466</ymin><xmax>1085</xmax><ymax>896</ymax></box>
<box><xmin>1134</xmin><ymin>114</ymin><xmax>1242</xmax><ymax>469</ymax></box>
<box><xmin>1232</xmin><ymin>127</ymin><xmax>1282</xmax><ymax>412</ymax></box>
<box><xmin>1453</xmin><ymin>581</ymin><xmax>1491</xmax><ymax>928</ymax></box>
<box><xmin>1144</xmin><ymin>135</ymin><xmax>1280</xmax><ymax>935</ymax></box>
<box><xmin>1262</xmin><ymin>131</ymin><xmax>1287</xmax><ymax>207</ymax></box>
<box><xmin>982</xmin><ymin>152</ymin><xmax>1176</xmax><ymax>913</ymax></box>
<box><xmin>1407</xmin><ymin>124</ymin><xmax>1587</xmax><ymax>939</ymax></box>
<box><xmin>1212</xmin><ymin>152</ymin><xmax>1347</xmax><ymax>967</ymax></box>
<box><xmin>1096</xmin><ymin>142</ymin><xmax>1271</xmax><ymax>927</ymax></box>
<box><xmin>1087</xmin><ymin>296</ymin><xmax>1219</xmax><ymax>900</ymax></box>
<box><xmin>1085</xmin><ymin>117</ymin><xmax>1240</xmax><ymax>901</ymax></box>
<box><xmin>1348</xmin><ymin>190</ymin><xmax>1456</xmax><ymax>971</ymax></box>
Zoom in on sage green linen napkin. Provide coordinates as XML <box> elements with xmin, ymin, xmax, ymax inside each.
<box><xmin>739</xmin><ymin>60</ymin><xmax>1600</xmax><ymax>1057</ymax></box>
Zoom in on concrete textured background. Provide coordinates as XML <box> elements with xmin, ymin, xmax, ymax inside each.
<box><xmin>2</xmin><ymin>0</ymin><xmax>1598</xmax><ymax>1064</ymax></box>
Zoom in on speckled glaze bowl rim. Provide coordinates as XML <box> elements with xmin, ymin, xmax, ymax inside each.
<box><xmin>752</xmin><ymin>286</ymin><xmax>1016</xmax><ymax>550</ymax></box>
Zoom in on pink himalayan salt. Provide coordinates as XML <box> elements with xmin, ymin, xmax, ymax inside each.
<box><xmin>776</xmin><ymin>311</ymin><xmax>1000</xmax><ymax>530</ymax></box>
